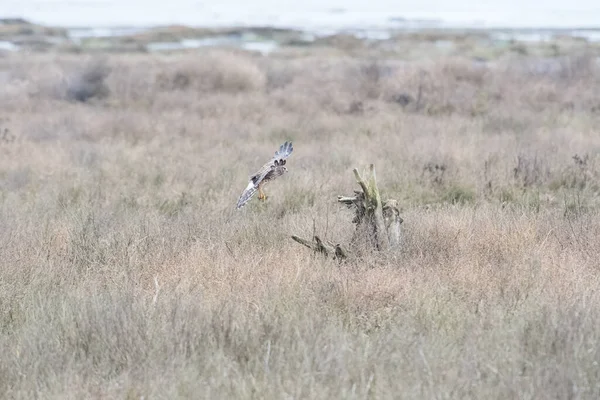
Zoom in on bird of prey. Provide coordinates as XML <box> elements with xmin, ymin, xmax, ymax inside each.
<box><xmin>236</xmin><ymin>141</ymin><xmax>293</xmax><ymax>209</ymax></box>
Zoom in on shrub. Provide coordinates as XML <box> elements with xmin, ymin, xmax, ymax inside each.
<box><xmin>159</xmin><ymin>51</ymin><xmax>266</xmax><ymax>93</ymax></box>
<box><xmin>65</xmin><ymin>57</ymin><xmax>111</xmax><ymax>102</ymax></box>
<box><xmin>442</xmin><ymin>185</ymin><xmax>476</xmax><ymax>205</ymax></box>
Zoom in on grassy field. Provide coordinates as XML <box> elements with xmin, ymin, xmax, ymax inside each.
<box><xmin>1</xmin><ymin>46</ymin><xmax>600</xmax><ymax>398</ymax></box>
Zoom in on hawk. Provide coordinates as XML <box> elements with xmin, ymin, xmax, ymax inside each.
<box><xmin>236</xmin><ymin>141</ymin><xmax>294</xmax><ymax>209</ymax></box>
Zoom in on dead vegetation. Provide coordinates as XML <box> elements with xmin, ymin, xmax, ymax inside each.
<box><xmin>1</xmin><ymin>48</ymin><xmax>600</xmax><ymax>398</ymax></box>
<box><xmin>293</xmin><ymin>164</ymin><xmax>403</xmax><ymax>259</ymax></box>
<box><xmin>64</xmin><ymin>57</ymin><xmax>111</xmax><ymax>102</ymax></box>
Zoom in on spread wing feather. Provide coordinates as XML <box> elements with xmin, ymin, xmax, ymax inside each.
<box><xmin>236</xmin><ymin>141</ymin><xmax>293</xmax><ymax>209</ymax></box>
<box><xmin>273</xmin><ymin>141</ymin><xmax>293</xmax><ymax>161</ymax></box>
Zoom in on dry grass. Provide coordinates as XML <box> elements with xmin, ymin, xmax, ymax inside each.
<box><xmin>1</xmin><ymin>48</ymin><xmax>600</xmax><ymax>399</ymax></box>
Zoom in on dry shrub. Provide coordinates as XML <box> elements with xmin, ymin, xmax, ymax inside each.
<box><xmin>0</xmin><ymin>55</ymin><xmax>64</xmax><ymax>106</ymax></box>
<box><xmin>420</xmin><ymin>59</ymin><xmax>491</xmax><ymax>115</ymax></box>
<box><xmin>364</xmin><ymin>57</ymin><xmax>496</xmax><ymax>116</ymax></box>
<box><xmin>64</xmin><ymin>57</ymin><xmax>111</xmax><ymax>102</ymax></box>
<box><xmin>506</xmin><ymin>52</ymin><xmax>599</xmax><ymax>83</ymax></box>
<box><xmin>105</xmin><ymin>55</ymin><xmax>162</xmax><ymax>106</ymax></box>
<box><xmin>354</xmin><ymin>60</ymin><xmax>388</xmax><ymax>99</ymax></box>
<box><xmin>158</xmin><ymin>51</ymin><xmax>267</xmax><ymax>93</ymax></box>
<box><xmin>4</xmin><ymin>55</ymin><xmax>112</xmax><ymax>104</ymax></box>
<box><xmin>440</xmin><ymin>58</ymin><xmax>489</xmax><ymax>85</ymax></box>
<box><xmin>263</xmin><ymin>60</ymin><xmax>299</xmax><ymax>91</ymax></box>
<box><xmin>273</xmin><ymin>65</ymin><xmax>352</xmax><ymax>114</ymax></box>
<box><xmin>556</xmin><ymin>52</ymin><xmax>599</xmax><ymax>82</ymax></box>
<box><xmin>496</xmin><ymin>53</ymin><xmax>600</xmax><ymax>112</ymax></box>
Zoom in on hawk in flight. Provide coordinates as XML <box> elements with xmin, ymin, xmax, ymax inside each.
<box><xmin>236</xmin><ymin>141</ymin><xmax>294</xmax><ymax>209</ymax></box>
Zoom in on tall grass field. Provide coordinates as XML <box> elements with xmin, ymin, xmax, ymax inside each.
<box><xmin>1</xmin><ymin>48</ymin><xmax>600</xmax><ymax>398</ymax></box>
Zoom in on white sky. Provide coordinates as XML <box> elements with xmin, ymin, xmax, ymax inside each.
<box><xmin>2</xmin><ymin>0</ymin><xmax>600</xmax><ymax>28</ymax></box>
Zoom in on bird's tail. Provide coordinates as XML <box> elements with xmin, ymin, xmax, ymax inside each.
<box><xmin>274</xmin><ymin>141</ymin><xmax>293</xmax><ymax>160</ymax></box>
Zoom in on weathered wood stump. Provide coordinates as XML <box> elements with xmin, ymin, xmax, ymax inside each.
<box><xmin>292</xmin><ymin>164</ymin><xmax>403</xmax><ymax>260</ymax></box>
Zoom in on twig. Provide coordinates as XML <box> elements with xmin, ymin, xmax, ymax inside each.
<box><xmin>152</xmin><ymin>276</ymin><xmax>160</xmax><ymax>305</ymax></box>
<box><xmin>224</xmin><ymin>241</ymin><xmax>237</xmax><ymax>260</ymax></box>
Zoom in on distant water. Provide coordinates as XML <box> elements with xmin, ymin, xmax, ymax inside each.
<box><xmin>2</xmin><ymin>0</ymin><xmax>600</xmax><ymax>31</ymax></box>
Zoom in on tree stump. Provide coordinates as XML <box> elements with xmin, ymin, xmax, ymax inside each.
<box><xmin>292</xmin><ymin>164</ymin><xmax>403</xmax><ymax>260</ymax></box>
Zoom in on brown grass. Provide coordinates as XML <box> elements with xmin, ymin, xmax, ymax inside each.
<box><xmin>1</xmin><ymin>48</ymin><xmax>600</xmax><ymax>399</ymax></box>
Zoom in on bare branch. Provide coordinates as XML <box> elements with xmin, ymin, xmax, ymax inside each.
<box><xmin>291</xmin><ymin>235</ymin><xmax>316</xmax><ymax>250</ymax></box>
<box><xmin>337</xmin><ymin>195</ymin><xmax>358</xmax><ymax>204</ymax></box>
<box><xmin>291</xmin><ymin>235</ymin><xmax>347</xmax><ymax>260</ymax></box>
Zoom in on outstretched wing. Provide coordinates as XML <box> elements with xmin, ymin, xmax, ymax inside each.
<box><xmin>235</xmin><ymin>165</ymin><xmax>273</xmax><ymax>210</ymax></box>
<box><xmin>236</xmin><ymin>141</ymin><xmax>293</xmax><ymax>209</ymax></box>
<box><xmin>235</xmin><ymin>183</ymin><xmax>258</xmax><ymax>209</ymax></box>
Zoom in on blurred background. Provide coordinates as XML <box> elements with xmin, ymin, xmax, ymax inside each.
<box><xmin>2</xmin><ymin>0</ymin><xmax>600</xmax><ymax>28</ymax></box>
<box><xmin>2</xmin><ymin>0</ymin><xmax>600</xmax><ymax>54</ymax></box>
